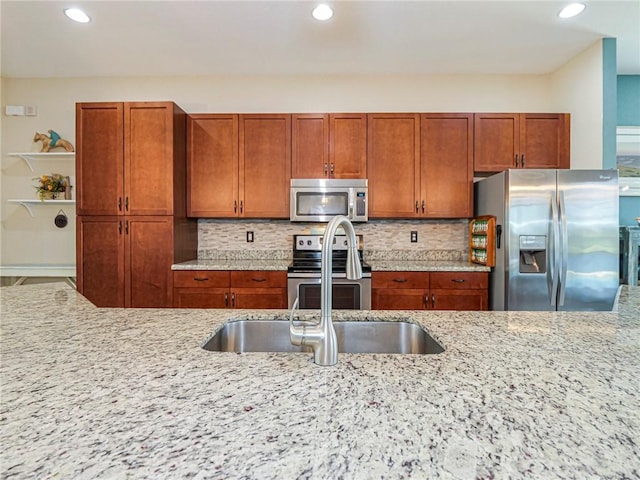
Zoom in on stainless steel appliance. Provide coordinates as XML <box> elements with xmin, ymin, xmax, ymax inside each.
<box><xmin>287</xmin><ymin>234</ymin><xmax>372</xmax><ymax>309</ymax></box>
<box><xmin>620</xmin><ymin>226</ymin><xmax>640</xmax><ymax>286</ymax></box>
<box><xmin>290</xmin><ymin>178</ymin><xmax>368</xmax><ymax>222</ymax></box>
<box><xmin>475</xmin><ymin>169</ymin><xmax>619</xmax><ymax>311</ymax></box>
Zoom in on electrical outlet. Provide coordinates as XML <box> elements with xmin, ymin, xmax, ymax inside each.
<box><xmin>246</xmin><ymin>231</ymin><xmax>254</xmax><ymax>243</ymax></box>
<box><xmin>410</xmin><ymin>231</ymin><xmax>418</xmax><ymax>243</ymax></box>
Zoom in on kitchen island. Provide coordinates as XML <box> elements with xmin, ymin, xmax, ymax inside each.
<box><xmin>1</xmin><ymin>284</ymin><xmax>638</xmax><ymax>479</ymax></box>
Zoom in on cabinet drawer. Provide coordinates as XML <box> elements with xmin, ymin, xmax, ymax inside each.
<box><xmin>430</xmin><ymin>272</ymin><xmax>488</xmax><ymax>289</ymax></box>
<box><xmin>230</xmin><ymin>270</ymin><xmax>287</xmax><ymax>288</ymax></box>
<box><xmin>372</xmin><ymin>272</ymin><xmax>429</xmax><ymax>289</ymax></box>
<box><xmin>173</xmin><ymin>271</ymin><xmax>229</xmax><ymax>288</ymax></box>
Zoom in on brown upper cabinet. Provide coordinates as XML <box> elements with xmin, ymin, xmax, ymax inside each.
<box><xmin>474</xmin><ymin>113</ymin><xmax>570</xmax><ymax>173</ymax></box>
<box><xmin>421</xmin><ymin>113</ymin><xmax>474</xmax><ymax>218</ymax></box>
<box><xmin>187</xmin><ymin>114</ymin><xmax>239</xmax><ymax>217</ymax></box>
<box><xmin>292</xmin><ymin>113</ymin><xmax>367</xmax><ymax>179</ymax></box>
<box><xmin>367</xmin><ymin>113</ymin><xmax>474</xmax><ymax>218</ymax></box>
<box><xmin>187</xmin><ymin>114</ymin><xmax>291</xmax><ymax>218</ymax></box>
<box><xmin>76</xmin><ymin>102</ymin><xmax>186</xmax><ymax>217</ymax></box>
<box><xmin>367</xmin><ymin>113</ymin><xmax>421</xmax><ymax>218</ymax></box>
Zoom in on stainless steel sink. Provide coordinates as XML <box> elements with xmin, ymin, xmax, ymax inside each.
<box><xmin>203</xmin><ymin>320</ymin><xmax>444</xmax><ymax>354</ymax></box>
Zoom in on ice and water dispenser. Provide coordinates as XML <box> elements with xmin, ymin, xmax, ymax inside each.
<box><xmin>519</xmin><ymin>236</ymin><xmax>546</xmax><ymax>274</ymax></box>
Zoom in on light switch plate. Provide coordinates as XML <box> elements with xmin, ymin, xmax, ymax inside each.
<box><xmin>410</xmin><ymin>231</ymin><xmax>418</xmax><ymax>243</ymax></box>
<box><xmin>246</xmin><ymin>231</ymin><xmax>254</xmax><ymax>243</ymax></box>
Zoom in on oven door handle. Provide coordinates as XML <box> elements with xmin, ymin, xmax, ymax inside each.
<box><xmin>288</xmin><ymin>272</ymin><xmax>371</xmax><ymax>279</ymax></box>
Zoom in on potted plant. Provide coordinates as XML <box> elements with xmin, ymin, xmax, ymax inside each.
<box><xmin>34</xmin><ymin>173</ymin><xmax>67</xmax><ymax>200</ymax></box>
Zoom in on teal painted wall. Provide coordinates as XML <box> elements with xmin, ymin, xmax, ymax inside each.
<box><xmin>618</xmin><ymin>75</ymin><xmax>640</xmax><ymax>125</ymax></box>
<box><xmin>603</xmin><ymin>39</ymin><xmax>617</xmax><ymax>170</ymax></box>
<box><xmin>616</xmin><ymin>74</ymin><xmax>640</xmax><ymax>226</ymax></box>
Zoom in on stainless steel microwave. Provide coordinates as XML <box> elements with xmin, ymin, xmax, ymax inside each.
<box><xmin>290</xmin><ymin>179</ymin><xmax>368</xmax><ymax>222</ymax></box>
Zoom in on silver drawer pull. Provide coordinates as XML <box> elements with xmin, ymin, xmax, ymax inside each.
<box><xmin>252</xmin><ymin>278</ymin><xmax>267</xmax><ymax>282</ymax></box>
<box><xmin>193</xmin><ymin>277</ymin><xmax>209</xmax><ymax>282</ymax></box>
<box><xmin>393</xmin><ymin>278</ymin><xmax>408</xmax><ymax>283</ymax></box>
<box><xmin>451</xmin><ymin>279</ymin><xmax>465</xmax><ymax>283</ymax></box>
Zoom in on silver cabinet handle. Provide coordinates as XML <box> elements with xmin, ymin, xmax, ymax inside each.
<box><xmin>421</xmin><ymin>200</ymin><xmax>425</xmax><ymax>213</ymax></box>
<box><xmin>118</xmin><ymin>220</ymin><xmax>122</xmax><ymax>235</ymax></box>
<box><xmin>515</xmin><ymin>154</ymin><xmax>519</xmax><ymax>167</ymax></box>
<box><xmin>432</xmin><ymin>294</ymin><xmax>435</xmax><ymax>308</ymax></box>
<box><xmin>521</xmin><ymin>154</ymin><xmax>526</xmax><ymax>168</ymax></box>
<box><xmin>224</xmin><ymin>292</ymin><xmax>229</xmax><ymax>307</ymax></box>
<box><xmin>234</xmin><ymin>200</ymin><xmax>237</xmax><ymax>213</ymax></box>
<box><xmin>324</xmin><ymin>163</ymin><xmax>328</xmax><ymax>176</ymax></box>
<box><xmin>330</xmin><ymin>163</ymin><xmax>334</xmax><ymax>176</ymax></box>
<box><xmin>415</xmin><ymin>201</ymin><xmax>419</xmax><ymax>213</ymax></box>
<box><xmin>125</xmin><ymin>197</ymin><xmax>129</xmax><ymax>211</ymax></box>
<box><xmin>125</xmin><ymin>220</ymin><xmax>129</xmax><ymax>235</ymax></box>
<box><xmin>118</xmin><ymin>197</ymin><xmax>122</xmax><ymax>211</ymax></box>
<box><xmin>231</xmin><ymin>292</ymin><xmax>236</xmax><ymax>308</ymax></box>
<box><xmin>240</xmin><ymin>200</ymin><xmax>243</xmax><ymax>214</ymax></box>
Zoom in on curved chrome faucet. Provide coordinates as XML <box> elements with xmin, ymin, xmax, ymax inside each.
<box><xmin>290</xmin><ymin>215</ymin><xmax>363</xmax><ymax>366</ymax></box>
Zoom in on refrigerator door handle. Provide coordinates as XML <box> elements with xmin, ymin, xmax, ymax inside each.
<box><xmin>558</xmin><ymin>191</ymin><xmax>568</xmax><ymax>307</ymax></box>
<box><xmin>549</xmin><ymin>193</ymin><xmax>560</xmax><ymax>306</ymax></box>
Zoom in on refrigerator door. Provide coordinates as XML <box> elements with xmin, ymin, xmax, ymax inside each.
<box><xmin>506</xmin><ymin>170</ymin><xmax>557</xmax><ymax>310</ymax></box>
<box><xmin>557</xmin><ymin>170</ymin><xmax>619</xmax><ymax>311</ymax></box>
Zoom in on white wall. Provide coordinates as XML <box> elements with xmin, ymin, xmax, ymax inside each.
<box><xmin>0</xmin><ymin>64</ymin><xmax>602</xmax><ymax>268</ymax></box>
<box><xmin>550</xmin><ymin>41</ymin><xmax>604</xmax><ymax>169</ymax></box>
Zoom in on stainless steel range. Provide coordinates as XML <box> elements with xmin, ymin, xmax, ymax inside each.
<box><xmin>287</xmin><ymin>234</ymin><xmax>372</xmax><ymax>310</ymax></box>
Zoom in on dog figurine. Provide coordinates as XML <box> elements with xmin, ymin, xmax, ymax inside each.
<box><xmin>33</xmin><ymin>130</ymin><xmax>75</xmax><ymax>152</ymax></box>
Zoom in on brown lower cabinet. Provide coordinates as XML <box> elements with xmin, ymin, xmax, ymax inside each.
<box><xmin>372</xmin><ymin>271</ymin><xmax>488</xmax><ymax>311</ymax></box>
<box><xmin>77</xmin><ymin>215</ymin><xmax>195</xmax><ymax>308</ymax></box>
<box><xmin>173</xmin><ymin>270</ymin><xmax>287</xmax><ymax>309</ymax></box>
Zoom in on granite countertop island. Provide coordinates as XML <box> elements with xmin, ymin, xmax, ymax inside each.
<box><xmin>1</xmin><ymin>284</ymin><xmax>638</xmax><ymax>479</ymax></box>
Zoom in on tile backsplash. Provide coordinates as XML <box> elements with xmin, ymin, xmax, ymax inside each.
<box><xmin>198</xmin><ymin>219</ymin><xmax>469</xmax><ymax>260</ymax></box>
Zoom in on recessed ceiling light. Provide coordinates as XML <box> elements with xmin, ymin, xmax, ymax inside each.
<box><xmin>558</xmin><ymin>3</ymin><xmax>586</xmax><ymax>18</ymax></box>
<box><xmin>312</xmin><ymin>4</ymin><xmax>333</xmax><ymax>21</ymax></box>
<box><xmin>64</xmin><ymin>7</ymin><xmax>91</xmax><ymax>23</ymax></box>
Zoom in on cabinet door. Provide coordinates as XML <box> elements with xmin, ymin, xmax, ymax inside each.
<box><xmin>372</xmin><ymin>288</ymin><xmax>428</xmax><ymax>310</ymax></box>
<box><xmin>187</xmin><ymin>114</ymin><xmax>239</xmax><ymax>217</ymax></box>
<box><xmin>421</xmin><ymin>113</ymin><xmax>474</xmax><ymax>218</ymax></box>
<box><xmin>233</xmin><ymin>289</ymin><xmax>288</xmax><ymax>309</ymax></box>
<box><xmin>367</xmin><ymin>113</ymin><xmax>420</xmax><ymax>217</ymax></box>
<box><xmin>430</xmin><ymin>289</ymin><xmax>488</xmax><ymax>311</ymax></box>
<box><xmin>77</xmin><ymin>216</ymin><xmax>125</xmax><ymax>307</ymax></box>
<box><xmin>125</xmin><ymin>102</ymin><xmax>176</xmax><ymax>216</ymax></box>
<box><xmin>173</xmin><ymin>270</ymin><xmax>230</xmax><ymax>308</ymax></box>
<box><xmin>474</xmin><ymin>113</ymin><xmax>519</xmax><ymax>172</ymax></box>
<box><xmin>125</xmin><ymin>216</ymin><xmax>174</xmax><ymax>308</ymax></box>
<box><xmin>330</xmin><ymin>113</ymin><xmax>367</xmax><ymax>179</ymax></box>
<box><xmin>292</xmin><ymin>114</ymin><xmax>329</xmax><ymax>178</ymax></box>
<box><xmin>239</xmin><ymin>114</ymin><xmax>291</xmax><ymax>218</ymax></box>
<box><xmin>174</xmin><ymin>288</ymin><xmax>230</xmax><ymax>308</ymax></box>
<box><xmin>521</xmin><ymin>114</ymin><xmax>570</xmax><ymax>169</ymax></box>
<box><xmin>76</xmin><ymin>103</ymin><xmax>124</xmax><ymax>216</ymax></box>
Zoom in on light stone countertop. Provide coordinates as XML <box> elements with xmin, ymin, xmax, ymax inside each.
<box><xmin>173</xmin><ymin>259</ymin><xmax>489</xmax><ymax>272</ymax></box>
<box><xmin>1</xmin><ymin>284</ymin><xmax>639</xmax><ymax>479</ymax></box>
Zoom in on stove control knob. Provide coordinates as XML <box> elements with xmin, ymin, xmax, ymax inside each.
<box><xmin>343</xmin><ymin>240</ymin><xmax>348</xmax><ymax>246</ymax></box>
<box><xmin>298</xmin><ymin>240</ymin><xmax>304</xmax><ymax>246</ymax></box>
<box><xmin>307</xmin><ymin>240</ymin><xmax>312</xmax><ymax>246</ymax></box>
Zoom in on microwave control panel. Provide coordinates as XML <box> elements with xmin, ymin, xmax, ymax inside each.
<box><xmin>356</xmin><ymin>192</ymin><xmax>367</xmax><ymax>216</ymax></box>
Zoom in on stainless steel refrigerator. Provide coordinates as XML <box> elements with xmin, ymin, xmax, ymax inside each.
<box><xmin>474</xmin><ymin>169</ymin><xmax>619</xmax><ymax>311</ymax></box>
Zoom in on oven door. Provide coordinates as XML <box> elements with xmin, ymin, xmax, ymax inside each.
<box><xmin>288</xmin><ymin>274</ymin><xmax>371</xmax><ymax>310</ymax></box>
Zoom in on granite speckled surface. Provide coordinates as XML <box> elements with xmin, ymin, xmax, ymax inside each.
<box><xmin>174</xmin><ymin>249</ymin><xmax>488</xmax><ymax>272</ymax></box>
<box><xmin>2</xmin><ymin>284</ymin><xmax>639</xmax><ymax>479</ymax></box>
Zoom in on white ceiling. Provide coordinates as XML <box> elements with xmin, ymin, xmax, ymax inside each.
<box><xmin>1</xmin><ymin>0</ymin><xmax>639</xmax><ymax>78</ymax></box>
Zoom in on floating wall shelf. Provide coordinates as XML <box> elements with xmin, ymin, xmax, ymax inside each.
<box><xmin>7</xmin><ymin>199</ymin><xmax>75</xmax><ymax>217</ymax></box>
<box><xmin>7</xmin><ymin>152</ymin><xmax>75</xmax><ymax>172</ymax></box>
